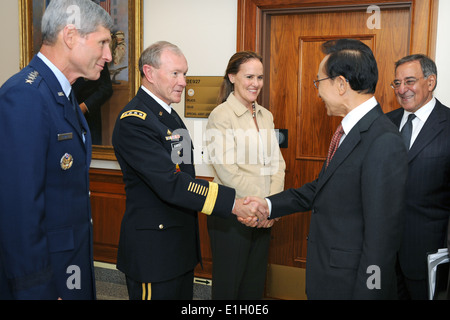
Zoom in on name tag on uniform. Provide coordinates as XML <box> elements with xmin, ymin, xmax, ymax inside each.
<box><xmin>171</xmin><ymin>142</ymin><xmax>182</xmax><ymax>150</ymax></box>
<box><xmin>58</xmin><ymin>132</ymin><xmax>73</xmax><ymax>141</ymax></box>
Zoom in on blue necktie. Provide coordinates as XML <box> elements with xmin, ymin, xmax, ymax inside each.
<box><xmin>69</xmin><ymin>89</ymin><xmax>86</xmax><ymax>144</ymax></box>
<box><xmin>69</xmin><ymin>89</ymin><xmax>77</xmax><ymax>110</ymax></box>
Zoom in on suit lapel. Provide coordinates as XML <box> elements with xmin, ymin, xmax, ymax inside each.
<box><xmin>408</xmin><ymin>100</ymin><xmax>447</xmax><ymax>163</ymax></box>
<box><xmin>388</xmin><ymin>108</ymin><xmax>403</xmax><ymax>128</ymax></box>
<box><xmin>316</xmin><ymin>105</ymin><xmax>383</xmax><ymax>194</ymax></box>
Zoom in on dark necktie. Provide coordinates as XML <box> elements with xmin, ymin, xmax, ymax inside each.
<box><xmin>326</xmin><ymin>123</ymin><xmax>344</xmax><ymax>168</ymax></box>
<box><xmin>171</xmin><ymin>109</ymin><xmax>183</xmax><ymax>128</ymax></box>
<box><xmin>401</xmin><ymin>114</ymin><xmax>416</xmax><ymax>149</ymax></box>
<box><xmin>69</xmin><ymin>89</ymin><xmax>86</xmax><ymax>144</ymax></box>
<box><xmin>69</xmin><ymin>89</ymin><xmax>77</xmax><ymax>111</ymax></box>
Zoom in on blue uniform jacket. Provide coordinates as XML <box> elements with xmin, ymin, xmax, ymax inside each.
<box><xmin>0</xmin><ymin>55</ymin><xmax>95</xmax><ymax>299</ymax></box>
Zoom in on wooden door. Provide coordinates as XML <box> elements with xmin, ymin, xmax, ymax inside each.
<box><xmin>237</xmin><ymin>0</ymin><xmax>438</xmax><ymax>299</ymax></box>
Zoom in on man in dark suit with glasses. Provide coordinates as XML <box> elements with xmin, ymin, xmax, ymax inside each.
<box><xmin>387</xmin><ymin>54</ymin><xmax>450</xmax><ymax>300</ymax></box>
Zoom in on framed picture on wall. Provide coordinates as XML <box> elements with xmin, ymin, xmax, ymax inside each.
<box><xmin>19</xmin><ymin>0</ymin><xmax>143</xmax><ymax>160</ymax></box>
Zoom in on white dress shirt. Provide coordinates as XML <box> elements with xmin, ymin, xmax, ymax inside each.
<box><xmin>340</xmin><ymin>96</ymin><xmax>378</xmax><ymax>146</ymax></box>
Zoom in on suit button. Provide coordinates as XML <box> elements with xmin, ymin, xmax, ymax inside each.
<box><xmin>159</xmin><ymin>224</ymin><xmax>164</xmax><ymax>230</ymax></box>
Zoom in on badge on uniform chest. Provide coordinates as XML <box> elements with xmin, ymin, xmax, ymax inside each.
<box><xmin>60</xmin><ymin>153</ymin><xmax>73</xmax><ymax>170</ymax></box>
<box><xmin>166</xmin><ymin>134</ymin><xmax>181</xmax><ymax>141</ymax></box>
<box><xmin>171</xmin><ymin>142</ymin><xmax>182</xmax><ymax>150</ymax></box>
<box><xmin>165</xmin><ymin>129</ymin><xmax>180</xmax><ymax>141</ymax></box>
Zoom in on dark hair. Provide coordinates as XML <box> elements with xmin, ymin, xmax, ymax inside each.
<box><xmin>217</xmin><ymin>51</ymin><xmax>263</xmax><ymax>104</ymax></box>
<box><xmin>322</xmin><ymin>39</ymin><xmax>378</xmax><ymax>94</ymax></box>
<box><xmin>395</xmin><ymin>54</ymin><xmax>437</xmax><ymax>91</ymax></box>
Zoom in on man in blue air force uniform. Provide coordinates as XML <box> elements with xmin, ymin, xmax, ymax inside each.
<box><xmin>0</xmin><ymin>0</ymin><xmax>113</xmax><ymax>299</ymax></box>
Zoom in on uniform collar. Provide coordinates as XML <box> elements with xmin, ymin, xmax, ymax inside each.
<box><xmin>141</xmin><ymin>85</ymin><xmax>172</xmax><ymax>114</ymax></box>
<box><xmin>37</xmin><ymin>52</ymin><xmax>71</xmax><ymax>100</ymax></box>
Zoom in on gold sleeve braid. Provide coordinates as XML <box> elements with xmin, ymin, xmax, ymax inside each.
<box><xmin>201</xmin><ymin>181</ymin><xmax>219</xmax><ymax>215</ymax></box>
<box><xmin>187</xmin><ymin>181</ymin><xmax>219</xmax><ymax>215</ymax></box>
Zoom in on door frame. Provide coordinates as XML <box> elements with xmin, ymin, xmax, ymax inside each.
<box><xmin>237</xmin><ymin>0</ymin><xmax>438</xmax><ymax>54</ymax></box>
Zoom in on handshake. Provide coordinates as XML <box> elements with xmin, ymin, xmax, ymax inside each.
<box><xmin>231</xmin><ymin>196</ymin><xmax>278</xmax><ymax>228</ymax></box>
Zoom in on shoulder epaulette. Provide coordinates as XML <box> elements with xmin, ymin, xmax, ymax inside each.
<box><xmin>24</xmin><ymin>71</ymin><xmax>40</xmax><ymax>86</ymax></box>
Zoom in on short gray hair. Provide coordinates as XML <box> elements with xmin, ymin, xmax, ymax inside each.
<box><xmin>139</xmin><ymin>41</ymin><xmax>184</xmax><ymax>77</ymax></box>
<box><xmin>42</xmin><ymin>0</ymin><xmax>113</xmax><ymax>45</ymax></box>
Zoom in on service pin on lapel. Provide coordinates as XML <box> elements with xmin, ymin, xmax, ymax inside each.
<box><xmin>60</xmin><ymin>153</ymin><xmax>73</xmax><ymax>170</ymax></box>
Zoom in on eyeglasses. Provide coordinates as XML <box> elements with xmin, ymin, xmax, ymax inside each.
<box><xmin>313</xmin><ymin>77</ymin><xmax>332</xmax><ymax>89</ymax></box>
<box><xmin>390</xmin><ymin>77</ymin><xmax>424</xmax><ymax>90</ymax></box>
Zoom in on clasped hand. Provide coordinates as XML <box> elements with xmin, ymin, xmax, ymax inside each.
<box><xmin>231</xmin><ymin>196</ymin><xmax>274</xmax><ymax>228</ymax></box>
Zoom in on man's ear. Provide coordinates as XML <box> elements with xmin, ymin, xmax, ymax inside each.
<box><xmin>427</xmin><ymin>74</ymin><xmax>437</xmax><ymax>92</ymax></box>
<box><xmin>142</xmin><ymin>65</ymin><xmax>154</xmax><ymax>83</ymax></box>
<box><xmin>337</xmin><ymin>75</ymin><xmax>349</xmax><ymax>95</ymax></box>
<box><xmin>62</xmin><ymin>24</ymin><xmax>78</xmax><ymax>49</ymax></box>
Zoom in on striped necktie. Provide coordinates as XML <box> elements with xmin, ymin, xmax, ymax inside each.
<box><xmin>326</xmin><ymin>123</ymin><xmax>344</xmax><ymax>168</ymax></box>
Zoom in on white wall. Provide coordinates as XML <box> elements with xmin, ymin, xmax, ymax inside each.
<box><xmin>143</xmin><ymin>0</ymin><xmax>238</xmax><ymax>175</ymax></box>
<box><xmin>0</xmin><ymin>1</ymin><xmax>19</xmax><ymax>86</ymax></box>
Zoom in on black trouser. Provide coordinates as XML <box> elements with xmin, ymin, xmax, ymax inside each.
<box><xmin>207</xmin><ymin>215</ymin><xmax>271</xmax><ymax>300</ymax></box>
<box><xmin>125</xmin><ymin>270</ymin><xmax>194</xmax><ymax>300</ymax></box>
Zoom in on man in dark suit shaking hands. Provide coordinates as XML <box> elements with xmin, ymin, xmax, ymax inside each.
<box><xmin>244</xmin><ymin>39</ymin><xmax>408</xmax><ymax>299</ymax></box>
<box><xmin>386</xmin><ymin>54</ymin><xmax>450</xmax><ymax>300</ymax></box>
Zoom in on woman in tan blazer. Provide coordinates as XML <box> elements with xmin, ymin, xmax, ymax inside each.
<box><xmin>205</xmin><ymin>51</ymin><xmax>285</xmax><ymax>299</ymax></box>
